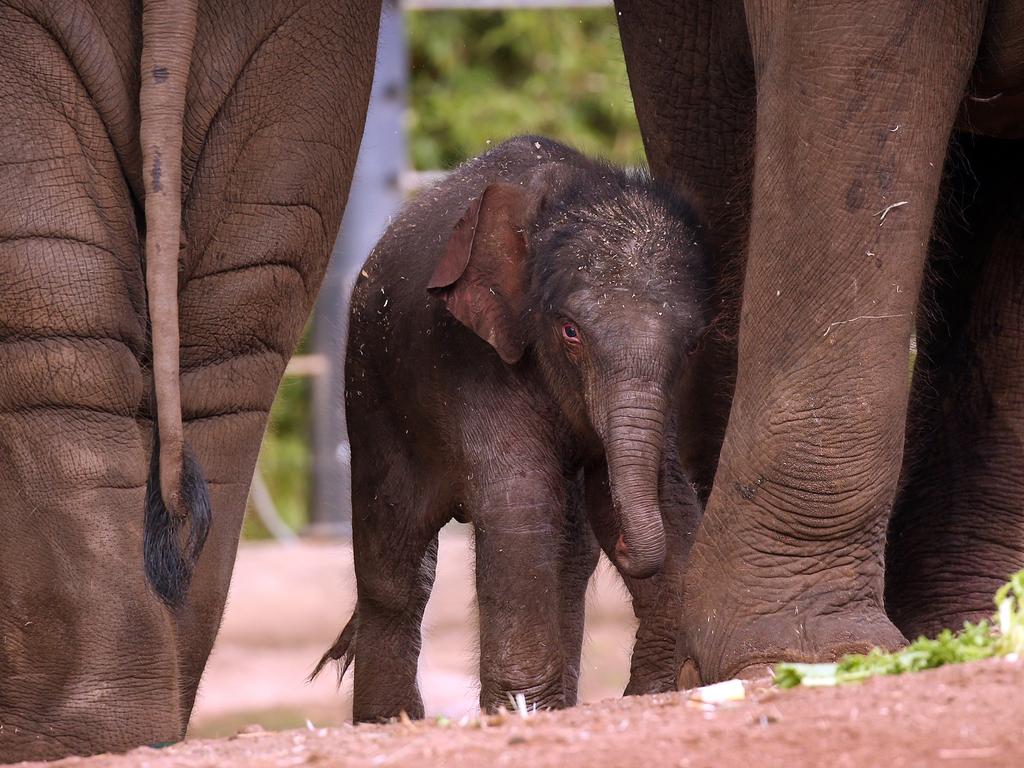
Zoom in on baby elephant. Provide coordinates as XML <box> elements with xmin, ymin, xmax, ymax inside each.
<box><xmin>316</xmin><ymin>136</ymin><xmax>709</xmax><ymax>722</ymax></box>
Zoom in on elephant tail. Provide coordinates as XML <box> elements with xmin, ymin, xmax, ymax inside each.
<box><xmin>310</xmin><ymin>609</ymin><xmax>358</xmax><ymax>684</ymax></box>
<box><xmin>139</xmin><ymin>0</ymin><xmax>210</xmax><ymax>607</ymax></box>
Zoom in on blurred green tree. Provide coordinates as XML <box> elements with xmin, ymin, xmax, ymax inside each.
<box><xmin>243</xmin><ymin>332</ymin><xmax>314</xmax><ymax>539</ymax></box>
<box><xmin>408</xmin><ymin>8</ymin><xmax>643</xmax><ymax>170</ymax></box>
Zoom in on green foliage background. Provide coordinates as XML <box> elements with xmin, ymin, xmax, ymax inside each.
<box><xmin>242</xmin><ymin>337</ymin><xmax>313</xmax><ymax>539</ymax></box>
<box><xmin>248</xmin><ymin>7</ymin><xmax>643</xmax><ymax>537</ymax></box>
<box><xmin>407</xmin><ymin>8</ymin><xmax>643</xmax><ymax>170</ymax></box>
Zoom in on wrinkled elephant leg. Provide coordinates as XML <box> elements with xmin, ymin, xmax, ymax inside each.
<box><xmin>330</xmin><ymin>370</ymin><xmax>448</xmax><ymax>723</ymax></box>
<box><xmin>349</xmin><ymin>472</ymin><xmax>441</xmax><ymax>721</ymax></box>
<box><xmin>558</xmin><ymin>475</ymin><xmax>600</xmax><ymax>705</ymax></box>
<box><xmin>585</xmin><ymin>429</ymin><xmax>702</xmax><ymax>695</ymax></box>
<box><xmin>0</xmin><ymin>2</ymin><xmax>181</xmax><ymax>759</ymax></box>
<box><xmin>352</xmin><ymin>531</ymin><xmax>439</xmax><ymax>724</ymax></box>
<box><xmin>470</xmin><ymin>448</ymin><xmax>570</xmax><ymax>713</ymax></box>
<box><xmin>172</xmin><ymin>0</ymin><xmax>380</xmax><ymax>718</ymax></box>
<box><xmin>679</xmin><ymin>1</ymin><xmax>986</xmax><ymax>683</ymax></box>
<box><xmin>0</xmin><ymin>0</ymin><xmax>379</xmax><ymax>757</ymax></box>
<box><xmin>887</xmin><ymin>135</ymin><xmax>1024</xmax><ymax>639</ymax></box>
<box><xmin>615</xmin><ymin>0</ymin><xmax>755</xmax><ymax>497</ymax></box>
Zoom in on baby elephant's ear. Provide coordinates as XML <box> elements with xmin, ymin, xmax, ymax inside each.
<box><xmin>427</xmin><ymin>183</ymin><xmax>534</xmax><ymax>364</ymax></box>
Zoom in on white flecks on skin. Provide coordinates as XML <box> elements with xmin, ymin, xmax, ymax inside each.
<box><xmin>822</xmin><ymin>312</ymin><xmax>913</xmax><ymax>338</ymax></box>
<box><xmin>876</xmin><ymin>200</ymin><xmax>909</xmax><ymax>225</ymax></box>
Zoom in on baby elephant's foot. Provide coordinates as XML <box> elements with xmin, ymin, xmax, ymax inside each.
<box><xmin>353</xmin><ymin>687</ymin><xmax>425</xmax><ymax>724</ymax></box>
<box><xmin>624</xmin><ymin>630</ymin><xmax>680</xmax><ymax>696</ymax></box>
<box><xmin>480</xmin><ymin>675</ymin><xmax>567</xmax><ymax>714</ymax></box>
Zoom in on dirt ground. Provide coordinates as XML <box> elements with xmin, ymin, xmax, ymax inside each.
<box><xmin>16</xmin><ymin>527</ymin><xmax>1024</xmax><ymax>767</ymax></box>
<box><xmin>189</xmin><ymin>524</ymin><xmax>638</xmax><ymax>737</ymax></box>
<box><xmin>22</xmin><ymin>658</ymin><xmax>1024</xmax><ymax>767</ymax></box>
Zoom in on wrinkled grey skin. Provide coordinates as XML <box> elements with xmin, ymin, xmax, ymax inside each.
<box><xmin>614</xmin><ymin>0</ymin><xmax>1024</xmax><ymax>685</ymax></box>
<box><xmin>315</xmin><ymin>136</ymin><xmax>709</xmax><ymax>721</ymax></box>
<box><xmin>0</xmin><ymin>0</ymin><xmax>379</xmax><ymax>761</ymax></box>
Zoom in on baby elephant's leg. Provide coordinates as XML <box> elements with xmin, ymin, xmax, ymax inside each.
<box><xmin>472</xmin><ymin>467</ymin><xmax>571</xmax><ymax>712</ymax></box>
<box><xmin>350</xmin><ymin>455</ymin><xmax>441</xmax><ymax>722</ymax></box>
<box><xmin>558</xmin><ymin>477</ymin><xmax>601</xmax><ymax>704</ymax></box>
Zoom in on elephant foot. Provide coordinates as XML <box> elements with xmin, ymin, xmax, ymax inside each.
<box><xmin>676</xmin><ymin>661</ymin><xmax>786</xmax><ymax>690</ymax></box>
<box><xmin>624</xmin><ymin>668</ymin><xmax>679</xmax><ymax>697</ymax></box>
<box><xmin>679</xmin><ymin>602</ymin><xmax>907</xmax><ymax>686</ymax></box>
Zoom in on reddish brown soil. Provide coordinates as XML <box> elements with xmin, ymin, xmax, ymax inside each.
<box><xmin>186</xmin><ymin>530</ymin><xmax>638</xmax><ymax>737</ymax></box>
<box><xmin>15</xmin><ymin>535</ymin><xmax>1024</xmax><ymax>767</ymax></box>
<box><xmin>20</xmin><ymin>659</ymin><xmax>1024</xmax><ymax>768</ymax></box>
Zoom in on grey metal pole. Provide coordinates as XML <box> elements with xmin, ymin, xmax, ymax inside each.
<box><xmin>308</xmin><ymin>0</ymin><xmax>408</xmax><ymax>538</ymax></box>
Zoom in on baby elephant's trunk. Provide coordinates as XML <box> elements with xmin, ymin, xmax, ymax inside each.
<box><xmin>602</xmin><ymin>384</ymin><xmax>668</xmax><ymax>578</ymax></box>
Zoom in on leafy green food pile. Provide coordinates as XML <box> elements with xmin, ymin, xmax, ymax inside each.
<box><xmin>775</xmin><ymin>570</ymin><xmax>1024</xmax><ymax>689</ymax></box>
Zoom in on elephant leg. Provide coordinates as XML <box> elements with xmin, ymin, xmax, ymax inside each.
<box><xmin>470</xmin><ymin>452</ymin><xmax>569</xmax><ymax>713</ymax></box>
<box><xmin>615</xmin><ymin>0</ymin><xmax>755</xmax><ymax>496</ymax></box>
<box><xmin>558</xmin><ymin>475</ymin><xmax>601</xmax><ymax>705</ymax></box>
<box><xmin>172</xmin><ymin>0</ymin><xmax>381</xmax><ymax>716</ymax></box>
<box><xmin>349</xmin><ymin>455</ymin><xmax>441</xmax><ymax>722</ymax></box>
<box><xmin>678</xmin><ymin>1</ymin><xmax>987</xmax><ymax>683</ymax></box>
<box><xmin>0</xmin><ymin>0</ymin><xmax>380</xmax><ymax>756</ymax></box>
<box><xmin>586</xmin><ymin>429</ymin><xmax>702</xmax><ymax>695</ymax></box>
<box><xmin>0</xmin><ymin>2</ymin><xmax>181</xmax><ymax>760</ymax></box>
<box><xmin>887</xmin><ymin>135</ymin><xmax>1024</xmax><ymax>638</ymax></box>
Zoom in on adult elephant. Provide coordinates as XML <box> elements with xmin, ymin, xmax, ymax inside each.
<box><xmin>614</xmin><ymin>0</ymin><xmax>1024</xmax><ymax>684</ymax></box>
<box><xmin>0</xmin><ymin>0</ymin><xmax>379</xmax><ymax>761</ymax></box>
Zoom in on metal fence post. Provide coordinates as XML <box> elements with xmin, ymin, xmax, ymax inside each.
<box><xmin>308</xmin><ymin>0</ymin><xmax>408</xmax><ymax>538</ymax></box>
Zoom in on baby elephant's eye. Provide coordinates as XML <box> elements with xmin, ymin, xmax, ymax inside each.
<box><xmin>562</xmin><ymin>322</ymin><xmax>581</xmax><ymax>343</ymax></box>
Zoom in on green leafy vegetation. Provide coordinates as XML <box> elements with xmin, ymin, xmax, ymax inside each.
<box><xmin>775</xmin><ymin>570</ymin><xmax>1024</xmax><ymax>688</ymax></box>
<box><xmin>243</xmin><ymin>321</ymin><xmax>314</xmax><ymax>540</ymax></box>
<box><xmin>243</xmin><ymin>375</ymin><xmax>313</xmax><ymax>539</ymax></box>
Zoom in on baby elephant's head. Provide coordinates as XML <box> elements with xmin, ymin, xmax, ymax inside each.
<box><xmin>429</xmin><ymin>160</ymin><xmax>710</xmax><ymax>577</ymax></box>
